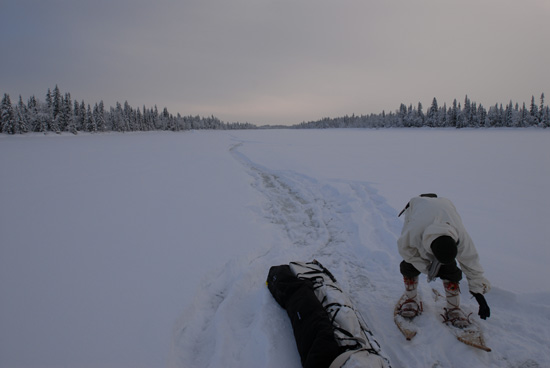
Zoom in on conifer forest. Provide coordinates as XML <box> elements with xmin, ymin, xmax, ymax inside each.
<box><xmin>1</xmin><ymin>86</ymin><xmax>548</xmax><ymax>134</ymax></box>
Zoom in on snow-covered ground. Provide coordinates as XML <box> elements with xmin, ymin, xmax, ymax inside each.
<box><xmin>1</xmin><ymin>129</ymin><xmax>549</xmax><ymax>368</ymax></box>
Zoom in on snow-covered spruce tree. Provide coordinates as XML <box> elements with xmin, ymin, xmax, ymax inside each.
<box><xmin>539</xmin><ymin>92</ymin><xmax>545</xmax><ymax>126</ymax></box>
<box><xmin>52</xmin><ymin>85</ymin><xmax>62</xmax><ymax>121</ymax></box>
<box><xmin>498</xmin><ymin>104</ymin><xmax>505</xmax><ymax>127</ymax></box>
<box><xmin>107</xmin><ymin>106</ymin><xmax>116</xmax><ymax>131</ymax></box>
<box><xmin>123</xmin><ymin>101</ymin><xmax>133</xmax><ymax>131</ymax></box>
<box><xmin>72</xmin><ymin>100</ymin><xmax>81</xmax><ymax>133</ymax></box>
<box><xmin>426</xmin><ymin>97</ymin><xmax>438</xmax><ymax>127</ymax></box>
<box><xmin>487</xmin><ymin>104</ymin><xmax>499</xmax><ymax>127</ymax></box>
<box><xmin>504</xmin><ymin>101</ymin><xmax>514</xmax><ymax>127</ymax></box>
<box><xmin>449</xmin><ymin>99</ymin><xmax>458</xmax><ymax>127</ymax></box>
<box><xmin>477</xmin><ymin>104</ymin><xmax>487</xmax><ymax>127</ymax></box>
<box><xmin>519</xmin><ymin>102</ymin><xmax>528</xmax><ymax>127</ymax></box>
<box><xmin>153</xmin><ymin>105</ymin><xmax>160</xmax><ymax>130</ymax></box>
<box><xmin>456</xmin><ymin>102</ymin><xmax>467</xmax><ymax>129</ymax></box>
<box><xmin>112</xmin><ymin>102</ymin><xmax>124</xmax><ymax>132</ymax></box>
<box><xmin>439</xmin><ymin>102</ymin><xmax>447</xmax><ymax>127</ymax></box>
<box><xmin>95</xmin><ymin>101</ymin><xmax>106</xmax><ymax>132</ymax></box>
<box><xmin>45</xmin><ymin>88</ymin><xmax>53</xmax><ymax>115</ymax></box>
<box><xmin>64</xmin><ymin>95</ymin><xmax>78</xmax><ymax>134</ymax></box>
<box><xmin>27</xmin><ymin>95</ymin><xmax>41</xmax><ymax>132</ymax></box>
<box><xmin>470</xmin><ymin>102</ymin><xmax>479</xmax><ymax>127</ymax></box>
<box><xmin>135</xmin><ymin>108</ymin><xmax>144</xmax><ymax>131</ymax></box>
<box><xmin>1</xmin><ymin>93</ymin><xmax>15</xmax><ymax>134</ymax></box>
<box><xmin>43</xmin><ymin>89</ymin><xmax>59</xmax><ymax>133</ymax></box>
<box><xmin>86</xmin><ymin>104</ymin><xmax>96</xmax><ymax>132</ymax></box>
<box><xmin>530</xmin><ymin>95</ymin><xmax>539</xmax><ymax>126</ymax></box>
<box><xmin>462</xmin><ymin>96</ymin><xmax>471</xmax><ymax>127</ymax></box>
<box><xmin>415</xmin><ymin>102</ymin><xmax>425</xmax><ymax>127</ymax></box>
<box><xmin>58</xmin><ymin>93</ymin><xmax>72</xmax><ymax>132</ymax></box>
<box><xmin>14</xmin><ymin>95</ymin><xmax>30</xmax><ymax>134</ymax></box>
<box><xmin>78</xmin><ymin>101</ymin><xmax>86</xmax><ymax>131</ymax></box>
<box><xmin>35</xmin><ymin>98</ymin><xmax>50</xmax><ymax>133</ymax></box>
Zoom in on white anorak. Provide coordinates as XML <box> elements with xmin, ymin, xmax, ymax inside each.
<box><xmin>397</xmin><ymin>196</ymin><xmax>490</xmax><ymax>294</ymax></box>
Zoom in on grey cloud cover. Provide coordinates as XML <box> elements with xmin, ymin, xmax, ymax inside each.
<box><xmin>2</xmin><ymin>0</ymin><xmax>549</xmax><ymax>125</ymax></box>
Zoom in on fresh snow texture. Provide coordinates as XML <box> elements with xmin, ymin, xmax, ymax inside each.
<box><xmin>1</xmin><ymin>129</ymin><xmax>549</xmax><ymax>368</ymax></box>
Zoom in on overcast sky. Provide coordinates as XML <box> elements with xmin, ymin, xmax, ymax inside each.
<box><xmin>2</xmin><ymin>0</ymin><xmax>549</xmax><ymax>125</ymax></box>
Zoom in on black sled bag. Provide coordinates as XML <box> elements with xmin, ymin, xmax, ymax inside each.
<box><xmin>266</xmin><ymin>264</ymin><xmax>343</xmax><ymax>368</ymax></box>
<box><xmin>267</xmin><ymin>261</ymin><xmax>390</xmax><ymax>368</ymax></box>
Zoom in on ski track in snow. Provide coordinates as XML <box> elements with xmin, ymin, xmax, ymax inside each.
<box><xmin>169</xmin><ymin>140</ymin><xmax>549</xmax><ymax>368</ymax></box>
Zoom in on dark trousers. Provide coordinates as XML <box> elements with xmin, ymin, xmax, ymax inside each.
<box><xmin>400</xmin><ymin>260</ymin><xmax>462</xmax><ymax>283</ymax></box>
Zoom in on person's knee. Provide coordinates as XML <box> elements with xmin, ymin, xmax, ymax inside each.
<box><xmin>438</xmin><ymin>262</ymin><xmax>462</xmax><ymax>283</ymax></box>
<box><xmin>400</xmin><ymin>261</ymin><xmax>421</xmax><ymax>278</ymax></box>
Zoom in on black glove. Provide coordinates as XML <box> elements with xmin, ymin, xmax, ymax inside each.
<box><xmin>471</xmin><ymin>292</ymin><xmax>490</xmax><ymax>319</ymax></box>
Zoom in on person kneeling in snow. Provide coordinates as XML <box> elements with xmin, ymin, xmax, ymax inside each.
<box><xmin>396</xmin><ymin>194</ymin><xmax>491</xmax><ymax>328</ymax></box>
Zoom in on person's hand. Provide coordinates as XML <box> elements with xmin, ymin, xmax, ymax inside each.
<box><xmin>471</xmin><ymin>292</ymin><xmax>490</xmax><ymax>319</ymax></box>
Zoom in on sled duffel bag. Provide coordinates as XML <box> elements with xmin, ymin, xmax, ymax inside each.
<box><xmin>266</xmin><ymin>260</ymin><xmax>390</xmax><ymax>368</ymax></box>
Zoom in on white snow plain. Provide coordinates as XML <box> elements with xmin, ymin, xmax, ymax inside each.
<box><xmin>1</xmin><ymin>128</ymin><xmax>549</xmax><ymax>368</ymax></box>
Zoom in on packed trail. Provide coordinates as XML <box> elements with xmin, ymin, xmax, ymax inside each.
<box><xmin>169</xmin><ymin>135</ymin><xmax>548</xmax><ymax>368</ymax></box>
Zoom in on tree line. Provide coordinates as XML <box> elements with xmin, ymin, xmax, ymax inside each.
<box><xmin>1</xmin><ymin>87</ymin><xmax>548</xmax><ymax>134</ymax></box>
<box><xmin>294</xmin><ymin>94</ymin><xmax>549</xmax><ymax>129</ymax></box>
<box><xmin>0</xmin><ymin>86</ymin><xmax>255</xmax><ymax>135</ymax></box>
